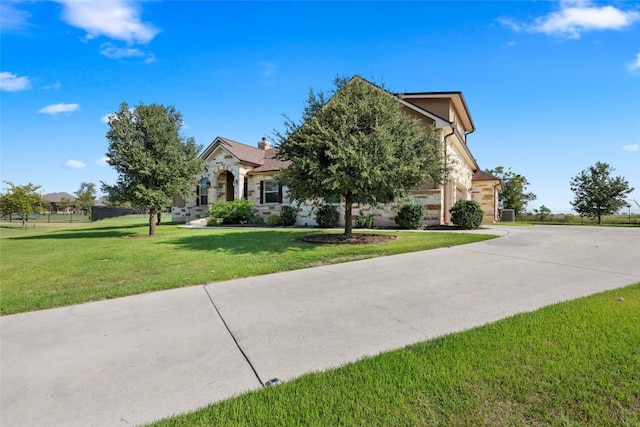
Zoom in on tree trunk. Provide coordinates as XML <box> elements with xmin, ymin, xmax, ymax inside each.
<box><xmin>156</xmin><ymin>212</ymin><xmax>161</xmax><ymax>225</ymax></box>
<box><xmin>21</xmin><ymin>214</ymin><xmax>27</xmax><ymax>230</ymax></box>
<box><xmin>343</xmin><ymin>195</ymin><xmax>353</xmax><ymax>237</ymax></box>
<box><xmin>149</xmin><ymin>210</ymin><xmax>157</xmax><ymax>236</ymax></box>
<box><xmin>597</xmin><ymin>213</ymin><xmax>602</xmax><ymax>225</ymax></box>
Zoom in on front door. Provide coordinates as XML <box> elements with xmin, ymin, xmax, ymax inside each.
<box><xmin>226</xmin><ymin>172</ymin><xmax>235</xmax><ymax>201</ymax></box>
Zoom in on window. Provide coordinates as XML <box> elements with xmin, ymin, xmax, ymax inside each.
<box><xmin>264</xmin><ymin>180</ymin><xmax>280</xmax><ymax>203</ymax></box>
<box><xmin>198</xmin><ymin>178</ymin><xmax>209</xmax><ymax>206</ymax></box>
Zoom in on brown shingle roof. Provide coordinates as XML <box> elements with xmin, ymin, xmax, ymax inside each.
<box><xmin>216</xmin><ymin>137</ymin><xmax>266</xmax><ymax>165</ymax></box>
<box><xmin>473</xmin><ymin>170</ymin><xmax>500</xmax><ymax>181</ymax></box>
<box><xmin>41</xmin><ymin>192</ymin><xmax>75</xmax><ymax>203</ymax></box>
<box><xmin>203</xmin><ymin>137</ymin><xmax>290</xmax><ymax>173</ymax></box>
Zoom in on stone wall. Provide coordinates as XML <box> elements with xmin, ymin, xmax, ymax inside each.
<box><xmin>471</xmin><ymin>181</ymin><xmax>500</xmax><ymax>223</ymax></box>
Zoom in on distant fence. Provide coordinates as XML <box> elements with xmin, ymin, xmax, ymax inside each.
<box><xmin>91</xmin><ymin>206</ymin><xmax>147</xmax><ymax>222</ymax></box>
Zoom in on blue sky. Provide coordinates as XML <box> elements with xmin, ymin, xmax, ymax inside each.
<box><xmin>2</xmin><ymin>0</ymin><xmax>639</xmax><ymax>213</ymax></box>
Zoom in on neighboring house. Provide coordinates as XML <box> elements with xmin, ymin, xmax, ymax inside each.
<box><xmin>41</xmin><ymin>192</ymin><xmax>77</xmax><ymax>214</ymax></box>
<box><xmin>172</xmin><ymin>80</ymin><xmax>501</xmax><ymax>226</ymax></box>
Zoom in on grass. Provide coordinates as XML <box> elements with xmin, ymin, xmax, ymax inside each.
<box><xmin>150</xmin><ymin>283</ymin><xmax>640</xmax><ymax>427</ymax></box>
<box><xmin>0</xmin><ymin>215</ymin><xmax>495</xmax><ymax>315</ymax></box>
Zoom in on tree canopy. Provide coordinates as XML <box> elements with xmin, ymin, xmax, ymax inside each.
<box><xmin>75</xmin><ymin>182</ymin><xmax>96</xmax><ymax>216</ymax></box>
<box><xmin>275</xmin><ymin>76</ymin><xmax>446</xmax><ymax>236</ymax></box>
<box><xmin>487</xmin><ymin>166</ymin><xmax>536</xmax><ymax>217</ymax></box>
<box><xmin>102</xmin><ymin>102</ymin><xmax>204</xmax><ymax>235</ymax></box>
<box><xmin>570</xmin><ymin>161</ymin><xmax>634</xmax><ymax>224</ymax></box>
<box><xmin>0</xmin><ymin>181</ymin><xmax>43</xmax><ymax>229</ymax></box>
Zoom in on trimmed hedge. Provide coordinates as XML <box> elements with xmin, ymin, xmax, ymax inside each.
<box><xmin>450</xmin><ymin>199</ymin><xmax>484</xmax><ymax>229</ymax></box>
<box><xmin>316</xmin><ymin>204</ymin><xmax>340</xmax><ymax>228</ymax></box>
<box><xmin>395</xmin><ymin>203</ymin><xmax>425</xmax><ymax>229</ymax></box>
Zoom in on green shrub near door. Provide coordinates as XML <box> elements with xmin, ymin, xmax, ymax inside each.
<box><xmin>450</xmin><ymin>200</ymin><xmax>484</xmax><ymax>229</ymax></box>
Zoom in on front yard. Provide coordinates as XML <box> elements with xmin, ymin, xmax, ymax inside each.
<box><xmin>0</xmin><ymin>215</ymin><xmax>495</xmax><ymax>315</ymax></box>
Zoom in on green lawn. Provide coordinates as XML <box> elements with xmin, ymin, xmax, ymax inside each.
<box><xmin>150</xmin><ymin>283</ymin><xmax>640</xmax><ymax>427</ymax></box>
<box><xmin>0</xmin><ymin>215</ymin><xmax>495</xmax><ymax>315</ymax></box>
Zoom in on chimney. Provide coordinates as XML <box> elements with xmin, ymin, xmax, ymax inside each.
<box><xmin>258</xmin><ymin>136</ymin><xmax>271</xmax><ymax>150</ymax></box>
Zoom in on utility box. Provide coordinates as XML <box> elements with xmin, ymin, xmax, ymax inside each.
<box><xmin>501</xmin><ymin>209</ymin><xmax>515</xmax><ymax>222</ymax></box>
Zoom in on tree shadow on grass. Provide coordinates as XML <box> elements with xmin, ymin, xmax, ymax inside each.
<box><xmin>164</xmin><ymin>230</ymin><xmax>322</xmax><ymax>254</ymax></box>
<box><xmin>3</xmin><ymin>224</ymin><xmax>148</xmax><ymax>240</ymax></box>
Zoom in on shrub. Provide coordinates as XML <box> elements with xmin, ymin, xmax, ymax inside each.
<box><xmin>395</xmin><ymin>203</ymin><xmax>425</xmax><ymax>229</ymax></box>
<box><xmin>267</xmin><ymin>214</ymin><xmax>282</xmax><ymax>226</ymax></box>
<box><xmin>280</xmin><ymin>205</ymin><xmax>298</xmax><ymax>226</ymax></box>
<box><xmin>315</xmin><ymin>204</ymin><xmax>339</xmax><ymax>228</ymax></box>
<box><xmin>354</xmin><ymin>211</ymin><xmax>374</xmax><ymax>229</ymax></box>
<box><xmin>207</xmin><ymin>199</ymin><xmax>255</xmax><ymax>224</ymax></box>
<box><xmin>450</xmin><ymin>199</ymin><xmax>484</xmax><ymax>229</ymax></box>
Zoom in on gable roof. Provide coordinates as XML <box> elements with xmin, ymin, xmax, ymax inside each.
<box><xmin>472</xmin><ymin>170</ymin><xmax>500</xmax><ymax>181</ymax></box>
<box><xmin>400</xmin><ymin>91</ymin><xmax>475</xmax><ymax>132</ymax></box>
<box><xmin>200</xmin><ymin>136</ymin><xmax>290</xmax><ymax>173</ymax></box>
<box><xmin>41</xmin><ymin>192</ymin><xmax>75</xmax><ymax>203</ymax></box>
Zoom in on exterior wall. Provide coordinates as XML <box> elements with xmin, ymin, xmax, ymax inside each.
<box><xmin>472</xmin><ymin>180</ymin><xmax>501</xmax><ymax>223</ymax></box>
<box><xmin>247</xmin><ymin>173</ymin><xmax>292</xmax><ymax>221</ymax></box>
<box><xmin>442</xmin><ymin>134</ymin><xmax>474</xmax><ymax>224</ymax></box>
<box><xmin>171</xmin><ymin>147</ymin><xmax>247</xmax><ymax>222</ymax></box>
<box><xmin>288</xmin><ymin>184</ymin><xmax>442</xmax><ymax>228</ymax></box>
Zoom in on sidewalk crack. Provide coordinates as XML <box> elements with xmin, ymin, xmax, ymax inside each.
<box><xmin>202</xmin><ymin>285</ymin><xmax>264</xmax><ymax>387</ymax></box>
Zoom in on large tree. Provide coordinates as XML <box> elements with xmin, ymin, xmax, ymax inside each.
<box><xmin>276</xmin><ymin>76</ymin><xmax>446</xmax><ymax>237</ymax></box>
<box><xmin>75</xmin><ymin>182</ymin><xmax>96</xmax><ymax>217</ymax></box>
<box><xmin>487</xmin><ymin>166</ymin><xmax>536</xmax><ymax>217</ymax></box>
<box><xmin>570</xmin><ymin>161</ymin><xmax>634</xmax><ymax>224</ymax></box>
<box><xmin>0</xmin><ymin>181</ymin><xmax>43</xmax><ymax>229</ymax></box>
<box><xmin>102</xmin><ymin>102</ymin><xmax>204</xmax><ymax>235</ymax></box>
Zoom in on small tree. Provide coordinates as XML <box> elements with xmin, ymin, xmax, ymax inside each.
<box><xmin>570</xmin><ymin>161</ymin><xmax>634</xmax><ymax>224</ymax></box>
<box><xmin>75</xmin><ymin>182</ymin><xmax>96</xmax><ymax>217</ymax></box>
<box><xmin>276</xmin><ymin>76</ymin><xmax>446</xmax><ymax>237</ymax></box>
<box><xmin>102</xmin><ymin>102</ymin><xmax>204</xmax><ymax>235</ymax></box>
<box><xmin>487</xmin><ymin>166</ymin><xmax>536</xmax><ymax>217</ymax></box>
<box><xmin>0</xmin><ymin>181</ymin><xmax>43</xmax><ymax>229</ymax></box>
<box><xmin>534</xmin><ymin>205</ymin><xmax>552</xmax><ymax>222</ymax></box>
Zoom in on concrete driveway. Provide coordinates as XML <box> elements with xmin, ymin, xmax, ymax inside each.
<box><xmin>2</xmin><ymin>225</ymin><xmax>639</xmax><ymax>426</ymax></box>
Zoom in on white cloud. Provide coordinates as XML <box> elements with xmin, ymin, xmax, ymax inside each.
<box><xmin>101</xmin><ymin>113</ymin><xmax>114</xmax><ymax>124</ymax></box>
<box><xmin>99</xmin><ymin>43</ymin><xmax>155</xmax><ymax>63</ymax></box>
<box><xmin>501</xmin><ymin>1</ymin><xmax>640</xmax><ymax>39</ymax></box>
<box><xmin>627</xmin><ymin>53</ymin><xmax>640</xmax><ymax>72</ymax></box>
<box><xmin>622</xmin><ymin>144</ymin><xmax>640</xmax><ymax>152</ymax></box>
<box><xmin>101</xmin><ymin>108</ymin><xmax>134</xmax><ymax>124</ymax></box>
<box><xmin>38</xmin><ymin>103</ymin><xmax>80</xmax><ymax>115</ymax></box>
<box><xmin>44</xmin><ymin>82</ymin><xmax>62</xmax><ymax>90</ymax></box>
<box><xmin>100</xmin><ymin>43</ymin><xmax>144</xmax><ymax>59</ymax></box>
<box><xmin>96</xmin><ymin>156</ymin><xmax>110</xmax><ymax>166</ymax></box>
<box><xmin>66</xmin><ymin>160</ymin><xmax>86</xmax><ymax>169</ymax></box>
<box><xmin>55</xmin><ymin>0</ymin><xmax>159</xmax><ymax>44</ymax></box>
<box><xmin>0</xmin><ymin>71</ymin><xmax>31</xmax><ymax>91</ymax></box>
<box><xmin>0</xmin><ymin>2</ymin><xmax>31</xmax><ymax>32</ymax></box>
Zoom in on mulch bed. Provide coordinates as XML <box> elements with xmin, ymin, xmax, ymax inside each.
<box><xmin>302</xmin><ymin>233</ymin><xmax>396</xmax><ymax>245</ymax></box>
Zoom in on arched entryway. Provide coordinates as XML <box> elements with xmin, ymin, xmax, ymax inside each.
<box><xmin>217</xmin><ymin>171</ymin><xmax>235</xmax><ymax>202</ymax></box>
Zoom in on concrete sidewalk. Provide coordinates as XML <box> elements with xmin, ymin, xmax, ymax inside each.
<box><xmin>2</xmin><ymin>226</ymin><xmax>639</xmax><ymax>426</ymax></box>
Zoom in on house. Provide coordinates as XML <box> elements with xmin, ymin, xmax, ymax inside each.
<box><xmin>172</xmin><ymin>79</ymin><xmax>501</xmax><ymax>226</ymax></box>
<box><xmin>41</xmin><ymin>192</ymin><xmax>77</xmax><ymax>214</ymax></box>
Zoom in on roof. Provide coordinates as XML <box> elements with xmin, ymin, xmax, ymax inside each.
<box><xmin>200</xmin><ymin>137</ymin><xmax>290</xmax><ymax>173</ymax></box>
<box><xmin>472</xmin><ymin>170</ymin><xmax>501</xmax><ymax>181</ymax></box>
<box><xmin>41</xmin><ymin>192</ymin><xmax>75</xmax><ymax>203</ymax></box>
<box><xmin>400</xmin><ymin>91</ymin><xmax>475</xmax><ymax>132</ymax></box>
